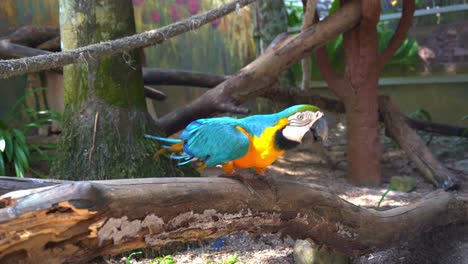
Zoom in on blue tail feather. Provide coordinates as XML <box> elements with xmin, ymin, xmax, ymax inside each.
<box><xmin>145</xmin><ymin>134</ymin><xmax>182</xmax><ymax>143</ymax></box>
<box><xmin>170</xmin><ymin>154</ymin><xmax>191</xmax><ymax>160</ymax></box>
<box><xmin>178</xmin><ymin>157</ymin><xmax>197</xmax><ymax>165</ymax></box>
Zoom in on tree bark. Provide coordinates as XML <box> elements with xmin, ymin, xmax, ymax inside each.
<box><xmin>338</xmin><ymin>0</ymin><xmax>382</xmax><ymax>185</ymax></box>
<box><xmin>156</xmin><ymin>0</ymin><xmax>362</xmax><ymax>134</ymax></box>
<box><xmin>0</xmin><ymin>176</ymin><xmax>467</xmax><ymax>263</ymax></box>
<box><xmin>51</xmin><ymin>0</ymin><xmax>183</xmax><ymax>180</ymax></box>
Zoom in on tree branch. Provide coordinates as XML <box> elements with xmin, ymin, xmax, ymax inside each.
<box><xmin>314</xmin><ymin>47</ymin><xmax>349</xmax><ymax>99</ymax></box>
<box><xmin>156</xmin><ymin>0</ymin><xmax>362</xmax><ymax>134</ymax></box>
<box><xmin>0</xmin><ymin>40</ymin><xmax>51</xmax><ymax>59</ymax></box>
<box><xmin>379</xmin><ymin>96</ymin><xmax>457</xmax><ymax>189</ymax></box>
<box><xmin>0</xmin><ymin>25</ymin><xmax>59</xmax><ymax>47</ymax></box>
<box><xmin>0</xmin><ymin>0</ymin><xmax>256</xmax><ymax>79</ymax></box>
<box><xmin>144</xmin><ymin>86</ymin><xmax>167</xmax><ymax>101</ymax></box>
<box><xmin>143</xmin><ymin>68</ymin><xmax>228</xmax><ymax>87</ymax></box>
<box><xmin>0</xmin><ymin>176</ymin><xmax>467</xmax><ymax>263</ymax></box>
<box><xmin>378</xmin><ymin>0</ymin><xmax>416</xmax><ymax>72</ymax></box>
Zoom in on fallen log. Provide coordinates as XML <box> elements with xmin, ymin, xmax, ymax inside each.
<box><xmin>0</xmin><ymin>176</ymin><xmax>467</xmax><ymax>263</ymax></box>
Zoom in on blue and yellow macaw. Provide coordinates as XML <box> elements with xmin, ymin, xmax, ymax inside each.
<box><xmin>146</xmin><ymin>104</ymin><xmax>328</xmax><ymax>175</ymax></box>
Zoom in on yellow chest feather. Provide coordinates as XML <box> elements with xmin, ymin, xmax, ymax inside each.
<box><xmin>233</xmin><ymin>118</ymin><xmax>288</xmax><ymax>169</ymax></box>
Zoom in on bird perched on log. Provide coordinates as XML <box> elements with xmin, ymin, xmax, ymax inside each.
<box><xmin>146</xmin><ymin>104</ymin><xmax>328</xmax><ymax>176</ymax></box>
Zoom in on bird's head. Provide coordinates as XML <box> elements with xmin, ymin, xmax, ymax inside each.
<box><xmin>281</xmin><ymin>104</ymin><xmax>328</xmax><ymax>144</ymax></box>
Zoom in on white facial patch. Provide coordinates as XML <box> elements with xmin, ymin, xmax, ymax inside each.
<box><xmin>282</xmin><ymin>111</ymin><xmax>323</xmax><ymax>143</ymax></box>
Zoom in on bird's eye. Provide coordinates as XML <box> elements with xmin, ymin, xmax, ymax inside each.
<box><xmin>297</xmin><ymin>113</ymin><xmax>304</xmax><ymax>120</ymax></box>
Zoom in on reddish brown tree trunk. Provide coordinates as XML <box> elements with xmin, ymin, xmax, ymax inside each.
<box><xmin>341</xmin><ymin>0</ymin><xmax>382</xmax><ymax>184</ymax></box>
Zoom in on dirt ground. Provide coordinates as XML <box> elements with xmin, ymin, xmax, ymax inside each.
<box><xmin>101</xmin><ymin>113</ymin><xmax>468</xmax><ymax>264</ymax></box>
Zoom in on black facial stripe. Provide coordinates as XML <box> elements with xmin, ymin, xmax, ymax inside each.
<box><xmin>274</xmin><ymin>128</ymin><xmax>300</xmax><ymax>150</ymax></box>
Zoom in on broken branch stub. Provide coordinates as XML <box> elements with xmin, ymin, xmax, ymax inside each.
<box><xmin>0</xmin><ymin>176</ymin><xmax>467</xmax><ymax>263</ymax></box>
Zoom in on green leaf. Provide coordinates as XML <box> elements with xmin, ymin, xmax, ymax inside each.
<box><xmin>390</xmin><ymin>176</ymin><xmax>416</xmax><ymax>193</ymax></box>
<box><xmin>12</xmin><ymin>129</ymin><xmax>26</xmax><ymax>145</ymax></box>
<box><xmin>226</xmin><ymin>255</ymin><xmax>238</xmax><ymax>264</ymax></box>
<box><xmin>0</xmin><ymin>139</ymin><xmax>4</xmax><ymax>153</ymax></box>
<box><xmin>14</xmin><ymin>142</ymin><xmax>29</xmax><ymax>171</ymax></box>
<box><xmin>0</xmin><ymin>152</ymin><xmax>5</xmax><ymax>175</ymax></box>
<box><xmin>329</xmin><ymin>0</ymin><xmax>340</xmax><ymax>15</ymax></box>
<box><xmin>0</xmin><ymin>130</ymin><xmax>5</xmax><ymax>152</ymax></box>
<box><xmin>3</xmin><ymin>130</ymin><xmax>14</xmax><ymax>161</ymax></box>
<box><xmin>14</xmin><ymin>160</ymin><xmax>24</xmax><ymax>178</ymax></box>
<box><xmin>0</xmin><ymin>120</ymin><xmax>7</xmax><ymax>130</ymax></box>
<box><xmin>126</xmin><ymin>251</ymin><xmax>142</xmax><ymax>264</ymax></box>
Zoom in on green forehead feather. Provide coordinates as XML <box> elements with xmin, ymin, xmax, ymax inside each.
<box><xmin>276</xmin><ymin>104</ymin><xmax>320</xmax><ymax>118</ymax></box>
<box><xmin>297</xmin><ymin>104</ymin><xmax>319</xmax><ymax>112</ymax></box>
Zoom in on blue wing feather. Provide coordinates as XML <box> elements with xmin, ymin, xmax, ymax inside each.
<box><xmin>181</xmin><ymin>117</ymin><xmax>250</xmax><ymax>166</ymax></box>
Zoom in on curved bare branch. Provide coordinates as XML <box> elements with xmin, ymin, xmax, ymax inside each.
<box><xmin>378</xmin><ymin>0</ymin><xmax>416</xmax><ymax>72</ymax></box>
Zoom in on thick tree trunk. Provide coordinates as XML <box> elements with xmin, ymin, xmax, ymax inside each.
<box><xmin>0</xmin><ymin>176</ymin><xmax>467</xmax><ymax>263</ymax></box>
<box><xmin>335</xmin><ymin>0</ymin><xmax>383</xmax><ymax>185</ymax></box>
<box><xmin>52</xmin><ymin>0</ymin><xmax>183</xmax><ymax>180</ymax></box>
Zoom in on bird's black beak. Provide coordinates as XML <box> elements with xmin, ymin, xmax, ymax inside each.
<box><xmin>310</xmin><ymin>116</ymin><xmax>328</xmax><ymax>143</ymax></box>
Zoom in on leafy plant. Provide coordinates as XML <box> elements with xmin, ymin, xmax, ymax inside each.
<box><xmin>377</xmin><ymin>176</ymin><xmax>416</xmax><ymax>208</ymax></box>
<box><xmin>150</xmin><ymin>254</ymin><xmax>175</xmax><ymax>264</ymax></box>
<box><xmin>0</xmin><ymin>121</ymin><xmax>30</xmax><ymax>177</ymax></box>
<box><xmin>207</xmin><ymin>255</ymin><xmax>239</xmax><ymax>264</ymax></box>
<box><xmin>288</xmin><ymin>0</ymin><xmax>420</xmax><ymax>81</ymax></box>
<box><xmin>285</xmin><ymin>0</ymin><xmax>304</xmax><ymax>28</ymax></box>
<box><xmin>125</xmin><ymin>251</ymin><xmax>143</xmax><ymax>264</ymax></box>
<box><xmin>0</xmin><ymin>87</ymin><xmax>62</xmax><ymax>177</ymax></box>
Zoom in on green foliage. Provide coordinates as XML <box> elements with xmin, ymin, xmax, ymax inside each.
<box><xmin>0</xmin><ymin>124</ymin><xmax>29</xmax><ymax>177</ymax></box>
<box><xmin>287</xmin><ymin>0</ymin><xmax>420</xmax><ymax>81</ymax></box>
<box><xmin>150</xmin><ymin>255</ymin><xmax>175</xmax><ymax>264</ymax></box>
<box><xmin>125</xmin><ymin>251</ymin><xmax>143</xmax><ymax>264</ymax></box>
<box><xmin>0</xmin><ymin>87</ymin><xmax>62</xmax><ymax>177</ymax></box>
<box><xmin>377</xmin><ymin>176</ymin><xmax>416</xmax><ymax>208</ymax></box>
<box><xmin>409</xmin><ymin>108</ymin><xmax>433</xmax><ymax>145</ymax></box>
<box><xmin>207</xmin><ymin>255</ymin><xmax>239</xmax><ymax>264</ymax></box>
<box><xmin>285</xmin><ymin>0</ymin><xmax>304</xmax><ymax>28</ymax></box>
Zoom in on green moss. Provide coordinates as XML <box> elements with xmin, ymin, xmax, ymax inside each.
<box><xmin>55</xmin><ymin>0</ymin><xmax>192</xmax><ymax>180</ymax></box>
<box><xmin>94</xmin><ymin>52</ymin><xmax>146</xmax><ymax>110</ymax></box>
<box><xmin>52</xmin><ymin>102</ymin><xmax>197</xmax><ymax>180</ymax></box>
